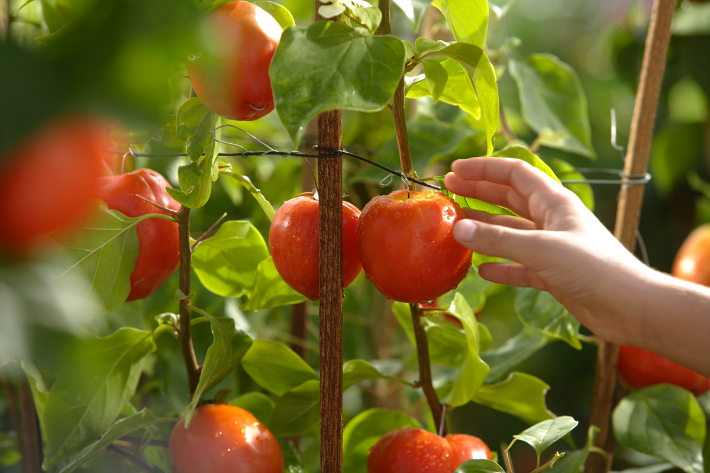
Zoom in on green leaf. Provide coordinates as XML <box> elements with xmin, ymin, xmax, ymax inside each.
<box><xmin>57</xmin><ymin>409</ymin><xmax>170</xmax><ymax>473</ymax></box>
<box><xmin>434</xmin><ymin>43</ymin><xmax>498</xmax><ymax>155</ymax></box>
<box><xmin>423</xmin><ymin>59</ymin><xmax>449</xmax><ymax>104</ymax></box>
<box><xmin>176</xmin><ymin>97</ymin><xmax>218</xmax><ymax>160</ymax></box>
<box><xmin>550</xmin><ymin>425</ymin><xmax>600</xmax><ymax>473</ymax></box>
<box><xmin>491</xmin><ymin>144</ymin><xmax>560</xmax><ymax>184</ymax></box>
<box><xmin>650</xmin><ymin>123</ymin><xmax>704</xmax><ymax>194</ymax></box>
<box><xmin>21</xmin><ymin>361</ymin><xmax>49</xmax><ymax>438</ymax></box>
<box><xmin>56</xmin><ymin>201</ymin><xmax>143</xmax><ymax>313</ymax></box>
<box><xmin>281</xmin><ymin>440</ymin><xmax>309</xmax><ymax>473</ymax></box>
<box><xmin>672</xmin><ymin>3</ymin><xmax>710</xmax><ymax>36</ymax></box>
<box><xmin>407</xmin><ymin>59</ymin><xmax>482</xmax><ymax>120</ymax></box>
<box><xmin>514</xmin><ymin>416</ymin><xmax>578</xmax><ymax>461</ymax></box>
<box><xmin>509</xmin><ymin>54</ymin><xmax>595</xmax><ymax>158</ymax></box>
<box><xmin>219</xmin><ymin>165</ymin><xmax>276</xmax><ymax>221</ymax></box>
<box><xmin>343</xmin><ymin>359</ymin><xmax>411</xmax><ymax>391</ymax></box>
<box><xmin>229</xmin><ymin>392</ymin><xmax>275</xmax><ymax>425</ymax></box>
<box><xmin>0</xmin><ymin>432</ymin><xmax>20</xmax><ymax>468</ymax></box>
<box><xmin>348</xmin><ymin>5</ymin><xmax>382</xmax><ymax>34</ymax></box>
<box><xmin>481</xmin><ymin>327</ymin><xmax>551</xmax><ymax>382</ymax></box>
<box><xmin>439</xmin><ymin>268</ymin><xmax>491</xmax><ymax>312</ymax></box>
<box><xmin>433</xmin><ymin>0</ymin><xmax>489</xmax><ymax>50</ymax></box>
<box><xmin>473</xmin><ymin>372</ymin><xmax>554</xmax><ymax>425</ymax></box>
<box><xmin>613</xmin><ymin>384</ymin><xmax>706</xmax><ymax>473</ymax></box>
<box><xmin>270</xmin><ymin>21</ymin><xmax>406</xmax><ymax>146</ymax></box>
<box><xmin>267</xmin><ymin>380</ymin><xmax>320</xmax><ymax>437</ymax></box>
<box><xmin>515</xmin><ymin>288</ymin><xmax>581</xmax><ymax>350</ymax></box>
<box><xmin>455</xmin><ymin>459</ymin><xmax>505</xmax><ymax>473</ymax></box>
<box><xmin>192</xmin><ymin>221</ymin><xmax>270</xmax><ymax>298</ymax></box>
<box><xmin>241</xmin><ymin>340</ymin><xmax>318</xmax><ymax>396</ymax></box>
<box><xmin>40</xmin><ymin>0</ymin><xmax>65</xmax><ymax>33</ymax></box>
<box><xmin>343</xmin><ymin>408</ymin><xmax>421</xmax><ymax>473</ymax></box>
<box><xmin>42</xmin><ymin>328</ymin><xmax>156</xmax><ymax>467</ymax></box>
<box><xmin>241</xmin><ymin>257</ymin><xmax>308</xmax><ymax>310</ymax></box>
<box><xmin>184</xmin><ymin>312</ymin><xmax>252</xmax><ymax>426</ymax></box>
<box><xmin>488</xmin><ymin>0</ymin><xmax>516</xmax><ymax>19</ymax></box>
<box><xmin>253</xmin><ymin>1</ymin><xmax>296</xmax><ymax>30</ymax></box>
<box><xmin>547</xmin><ymin>158</ymin><xmax>595</xmax><ymax>211</ymax></box>
<box><xmin>442</xmin><ymin>293</ymin><xmax>490</xmax><ymax>407</ymax></box>
<box><xmin>392</xmin><ymin>0</ymin><xmax>432</xmax><ymax>31</ymax></box>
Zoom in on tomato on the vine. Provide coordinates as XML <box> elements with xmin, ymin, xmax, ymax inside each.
<box><xmin>95</xmin><ymin>168</ymin><xmax>180</xmax><ymax>301</ymax></box>
<box><xmin>617</xmin><ymin>345</ymin><xmax>710</xmax><ymax>396</ymax></box>
<box><xmin>0</xmin><ymin>117</ymin><xmax>108</xmax><ymax>254</ymax></box>
<box><xmin>357</xmin><ymin>189</ymin><xmax>472</xmax><ymax>303</ymax></box>
<box><xmin>367</xmin><ymin>427</ymin><xmax>492</xmax><ymax>473</ymax></box>
<box><xmin>269</xmin><ymin>192</ymin><xmax>362</xmax><ymax>300</ymax></box>
<box><xmin>671</xmin><ymin>223</ymin><xmax>710</xmax><ymax>288</ymax></box>
<box><xmin>188</xmin><ymin>1</ymin><xmax>282</xmax><ymax>121</ymax></box>
<box><xmin>169</xmin><ymin>403</ymin><xmax>283</xmax><ymax>473</ymax></box>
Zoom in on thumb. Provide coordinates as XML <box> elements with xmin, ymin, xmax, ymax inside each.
<box><xmin>453</xmin><ymin>219</ymin><xmax>545</xmax><ymax>265</ymax></box>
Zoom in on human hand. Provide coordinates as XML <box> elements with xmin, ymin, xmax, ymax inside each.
<box><xmin>444</xmin><ymin>157</ymin><xmax>650</xmax><ymax>346</ymax></box>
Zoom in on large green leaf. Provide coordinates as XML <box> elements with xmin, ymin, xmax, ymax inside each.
<box><xmin>270</xmin><ymin>21</ymin><xmax>406</xmax><ymax>146</ymax></box>
<box><xmin>473</xmin><ymin>372</ymin><xmax>554</xmax><ymax>425</ymax></box>
<box><xmin>391</xmin><ymin>0</ymin><xmax>432</xmax><ymax>31</ymax></box>
<box><xmin>509</xmin><ymin>54</ymin><xmax>595</xmax><ymax>158</ymax></box>
<box><xmin>58</xmin><ymin>409</ymin><xmax>171</xmax><ymax>473</ymax></box>
<box><xmin>267</xmin><ymin>380</ymin><xmax>320</xmax><ymax>437</ymax></box>
<box><xmin>515</xmin><ymin>288</ymin><xmax>581</xmax><ymax>350</ymax></box>
<box><xmin>343</xmin><ymin>359</ymin><xmax>411</xmax><ymax>391</ymax></box>
<box><xmin>42</xmin><ymin>328</ymin><xmax>156</xmax><ymax>467</ymax></box>
<box><xmin>613</xmin><ymin>385</ymin><xmax>706</xmax><ymax>473</ymax></box>
<box><xmin>183</xmin><ymin>312</ymin><xmax>252</xmax><ymax>426</ymax></box>
<box><xmin>514</xmin><ymin>416</ymin><xmax>578</xmax><ymax>464</ymax></box>
<box><xmin>192</xmin><ymin>220</ymin><xmax>269</xmax><ymax>298</ymax></box>
<box><xmin>253</xmin><ymin>1</ymin><xmax>295</xmax><ymax>30</ymax></box>
<box><xmin>56</xmin><ymin>201</ymin><xmax>144</xmax><ymax>313</ymax></box>
<box><xmin>343</xmin><ymin>409</ymin><xmax>421</xmax><ymax>473</ymax></box>
<box><xmin>241</xmin><ymin>256</ymin><xmax>308</xmax><ymax>310</ymax></box>
<box><xmin>491</xmin><ymin>144</ymin><xmax>560</xmax><ymax>183</ymax></box>
<box><xmin>241</xmin><ymin>339</ymin><xmax>318</xmax><ymax>396</ymax></box>
<box><xmin>547</xmin><ymin>158</ymin><xmax>594</xmax><ymax>211</ymax></box>
<box><xmin>219</xmin><ymin>165</ymin><xmax>276</xmax><ymax>221</ymax></box>
<box><xmin>549</xmin><ymin>425</ymin><xmax>600</xmax><ymax>473</ymax></box>
<box><xmin>229</xmin><ymin>392</ymin><xmax>275</xmax><ymax>425</ymax></box>
<box><xmin>455</xmin><ymin>460</ymin><xmax>505</xmax><ymax>473</ymax></box>
<box><xmin>433</xmin><ymin>0</ymin><xmax>489</xmax><ymax>50</ymax></box>
<box><xmin>407</xmin><ymin>59</ymin><xmax>482</xmax><ymax>119</ymax></box>
<box><xmin>481</xmin><ymin>327</ymin><xmax>551</xmax><ymax>382</ymax></box>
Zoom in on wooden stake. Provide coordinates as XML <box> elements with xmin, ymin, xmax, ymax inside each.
<box><xmin>315</xmin><ymin>7</ymin><xmax>344</xmax><ymax>473</ymax></box>
<box><xmin>586</xmin><ymin>1</ymin><xmax>676</xmax><ymax>471</ymax></box>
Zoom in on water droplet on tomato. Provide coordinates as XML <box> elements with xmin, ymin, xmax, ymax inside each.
<box><xmin>427</xmin><ymin>300</ymin><xmax>435</xmax><ymax>305</ymax></box>
<box><xmin>241</xmin><ymin>427</ymin><xmax>246</xmax><ymax>434</ymax></box>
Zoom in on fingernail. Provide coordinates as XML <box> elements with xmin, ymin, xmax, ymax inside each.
<box><xmin>453</xmin><ymin>220</ymin><xmax>477</xmax><ymax>243</ymax></box>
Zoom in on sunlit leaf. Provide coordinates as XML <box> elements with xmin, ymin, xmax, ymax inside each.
<box><xmin>241</xmin><ymin>257</ymin><xmax>308</xmax><ymax>310</ymax></box>
<box><xmin>473</xmin><ymin>372</ymin><xmax>553</xmax><ymax>425</ymax></box>
<box><xmin>423</xmin><ymin>59</ymin><xmax>449</xmax><ymax>103</ymax></box>
<box><xmin>547</xmin><ymin>158</ymin><xmax>594</xmax><ymax>211</ymax></box>
<box><xmin>550</xmin><ymin>425</ymin><xmax>600</xmax><ymax>473</ymax></box>
<box><xmin>514</xmin><ymin>416</ymin><xmax>578</xmax><ymax>460</ymax></box>
<box><xmin>229</xmin><ymin>392</ymin><xmax>275</xmax><ymax>425</ymax></box>
<box><xmin>241</xmin><ymin>339</ymin><xmax>318</xmax><ymax>396</ymax></box>
<box><xmin>650</xmin><ymin>123</ymin><xmax>704</xmax><ymax>194</ymax></box>
<box><xmin>672</xmin><ymin>3</ymin><xmax>710</xmax><ymax>36</ymax></box>
<box><xmin>491</xmin><ymin>144</ymin><xmax>560</xmax><ymax>183</ymax></box>
<box><xmin>515</xmin><ymin>288</ymin><xmax>581</xmax><ymax>350</ymax></box>
<box><xmin>455</xmin><ymin>459</ymin><xmax>505</xmax><ymax>473</ymax></box>
<box><xmin>253</xmin><ymin>1</ymin><xmax>296</xmax><ymax>29</ymax></box>
<box><xmin>219</xmin><ymin>165</ymin><xmax>276</xmax><ymax>221</ymax></box>
<box><xmin>433</xmin><ymin>0</ymin><xmax>488</xmax><ymax>50</ymax></box>
<box><xmin>267</xmin><ymin>380</ymin><xmax>319</xmax><ymax>437</ymax></box>
<box><xmin>407</xmin><ymin>59</ymin><xmax>482</xmax><ymax>119</ymax></box>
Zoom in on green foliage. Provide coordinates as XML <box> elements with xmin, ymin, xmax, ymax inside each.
<box><xmin>241</xmin><ymin>256</ymin><xmax>308</xmax><ymax>310</ymax></box>
<box><xmin>455</xmin><ymin>459</ymin><xmax>505</xmax><ymax>473</ymax></box>
<box><xmin>229</xmin><ymin>392</ymin><xmax>275</xmax><ymax>425</ymax></box>
<box><xmin>267</xmin><ymin>380</ymin><xmax>320</xmax><ymax>437</ymax></box>
<box><xmin>547</xmin><ymin>158</ymin><xmax>595</xmax><ymax>211</ymax></box>
<box><xmin>473</xmin><ymin>372</ymin><xmax>553</xmax><ymax>425</ymax></box>
<box><xmin>613</xmin><ymin>384</ymin><xmax>707</xmax><ymax>473</ymax></box>
<box><xmin>513</xmin><ymin>416</ymin><xmax>578</xmax><ymax>466</ymax></box>
<box><xmin>491</xmin><ymin>144</ymin><xmax>560</xmax><ymax>183</ymax></box>
<box><xmin>192</xmin><ymin>220</ymin><xmax>270</xmax><ymax>298</ymax></box>
<box><xmin>270</xmin><ymin>21</ymin><xmax>406</xmax><ymax>146</ymax></box>
<box><xmin>650</xmin><ymin>123</ymin><xmax>705</xmax><ymax>194</ymax></box>
<box><xmin>241</xmin><ymin>340</ymin><xmax>318</xmax><ymax>396</ymax></box>
<box><xmin>253</xmin><ymin>1</ymin><xmax>296</xmax><ymax>29</ymax></box>
<box><xmin>515</xmin><ymin>288</ymin><xmax>581</xmax><ymax>350</ymax></box>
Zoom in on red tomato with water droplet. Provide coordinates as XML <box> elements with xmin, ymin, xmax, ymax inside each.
<box><xmin>169</xmin><ymin>404</ymin><xmax>283</xmax><ymax>473</ymax></box>
<box><xmin>187</xmin><ymin>1</ymin><xmax>282</xmax><ymax>121</ymax></box>
<box><xmin>269</xmin><ymin>193</ymin><xmax>362</xmax><ymax>300</ymax></box>
<box><xmin>367</xmin><ymin>427</ymin><xmax>492</xmax><ymax>473</ymax></box>
<box><xmin>357</xmin><ymin>190</ymin><xmax>472</xmax><ymax>303</ymax></box>
<box><xmin>95</xmin><ymin>168</ymin><xmax>180</xmax><ymax>301</ymax></box>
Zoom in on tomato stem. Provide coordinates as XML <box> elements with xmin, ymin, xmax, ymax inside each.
<box><xmin>190</xmin><ymin>212</ymin><xmax>227</xmax><ymax>251</ymax></box>
<box><xmin>177</xmin><ymin>205</ymin><xmax>201</xmax><ymax>396</ymax></box>
<box><xmin>106</xmin><ymin>444</ymin><xmax>164</xmax><ymax>473</ymax></box>
<box><xmin>135</xmin><ymin>194</ymin><xmax>179</xmax><ymax>217</ymax></box>
<box><xmin>410</xmin><ymin>303</ymin><xmax>446</xmax><ymax>435</ymax></box>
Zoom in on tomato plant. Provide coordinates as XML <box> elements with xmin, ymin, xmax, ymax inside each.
<box><xmin>671</xmin><ymin>223</ymin><xmax>710</xmax><ymax>287</ymax></box>
<box><xmin>617</xmin><ymin>345</ymin><xmax>710</xmax><ymax>396</ymax></box>
<box><xmin>0</xmin><ymin>117</ymin><xmax>107</xmax><ymax>254</ymax></box>
<box><xmin>367</xmin><ymin>427</ymin><xmax>491</xmax><ymax>473</ymax></box>
<box><xmin>169</xmin><ymin>403</ymin><xmax>283</xmax><ymax>473</ymax></box>
<box><xmin>269</xmin><ymin>192</ymin><xmax>362</xmax><ymax>300</ymax></box>
<box><xmin>95</xmin><ymin>168</ymin><xmax>180</xmax><ymax>301</ymax></box>
<box><xmin>356</xmin><ymin>189</ymin><xmax>472</xmax><ymax>303</ymax></box>
<box><xmin>187</xmin><ymin>1</ymin><xmax>282</xmax><ymax>121</ymax></box>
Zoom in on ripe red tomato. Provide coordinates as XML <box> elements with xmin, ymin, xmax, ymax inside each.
<box><xmin>357</xmin><ymin>190</ymin><xmax>472</xmax><ymax>303</ymax></box>
<box><xmin>169</xmin><ymin>403</ymin><xmax>283</xmax><ymax>473</ymax></box>
<box><xmin>367</xmin><ymin>427</ymin><xmax>492</xmax><ymax>473</ymax></box>
<box><xmin>671</xmin><ymin>223</ymin><xmax>710</xmax><ymax>287</ymax></box>
<box><xmin>617</xmin><ymin>345</ymin><xmax>710</xmax><ymax>396</ymax></box>
<box><xmin>0</xmin><ymin>117</ymin><xmax>108</xmax><ymax>253</ymax></box>
<box><xmin>95</xmin><ymin>169</ymin><xmax>180</xmax><ymax>301</ymax></box>
<box><xmin>188</xmin><ymin>1</ymin><xmax>282</xmax><ymax>121</ymax></box>
<box><xmin>269</xmin><ymin>193</ymin><xmax>362</xmax><ymax>300</ymax></box>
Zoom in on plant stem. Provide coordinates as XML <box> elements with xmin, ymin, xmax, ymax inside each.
<box><xmin>377</xmin><ymin>0</ymin><xmax>391</xmax><ymax>35</ymax></box>
<box><xmin>177</xmin><ymin>205</ymin><xmax>200</xmax><ymax>395</ymax></box>
<box><xmin>136</xmin><ymin>194</ymin><xmax>179</xmax><ymax>216</ymax></box>
<box><xmin>289</xmin><ymin>302</ymin><xmax>307</xmax><ymax>359</ymax></box>
<box><xmin>410</xmin><ymin>303</ymin><xmax>446</xmax><ymax>435</ymax></box>
<box><xmin>0</xmin><ymin>368</ymin><xmax>20</xmax><ymax>453</ymax></box>
<box><xmin>498</xmin><ymin>102</ymin><xmax>517</xmax><ymax>143</ymax></box>
<box><xmin>586</xmin><ymin>1</ymin><xmax>676</xmax><ymax>471</ymax></box>
<box><xmin>190</xmin><ymin>212</ymin><xmax>227</xmax><ymax>251</ymax></box>
<box><xmin>18</xmin><ymin>372</ymin><xmax>42</xmax><ymax>473</ymax></box>
<box><xmin>107</xmin><ymin>444</ymin><xmax>164</xmax><ymax>473</ymax></box>
<box><xmin>391</xmin><ymin>79</ymin><xmax>416</xmax><ymax>184</ymax></box>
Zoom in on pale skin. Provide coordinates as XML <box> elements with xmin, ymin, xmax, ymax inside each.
<box><xmin>445</xmin><ymin>157</ymin><xmax>710</xmax><ymax>377</ymax></box>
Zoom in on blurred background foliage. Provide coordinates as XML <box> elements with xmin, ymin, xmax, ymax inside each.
<box><xmin>1</xmin><ymin>0</ymin><xmax>709</xmax><ymax>471</ymax></box>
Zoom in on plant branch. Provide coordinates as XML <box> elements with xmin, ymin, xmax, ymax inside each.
<box><xmin>177</xmin><ymin>205</ymin><xmax>200</xmax><ymax>395</ymax></box>
<box><xmin>498</xmin><ymin>102</ymin><xmax>517</xmax><ymax>143</ymax></box>
<box><xmin>0</xmin><ymin>368</ymin><xmax>20</xmax><ymax>452</ymax></box>
<box><xmin>377</xmin><ymin>0</ymin><xmax>391</xmax><ymax>35</ymax></box>
<box><xmin>107</xmin><ymin>444</ymin><xmax>164</xmax><ymax>473</ymax></box>
<box><xmin>190</xmin><ymin>212</ymin><xmax>227</xmax><ymax>251</ymax></box>
<box><xmin>136</xmin><ymin>194</ymin><xmax>179</xmax><ymax>216</ymax></box>
<box><xmin>18</xmin><ymin>372</ymin><xmax>42</xmax><ymax>473</ymax></box>
<box><xmin>410</xmin><ymin>303</ymin><xmax>446</xmax><ymax>435</ymax></box>
<box><xmin>118</xmin><ymin>436</ymin><xmax>170</xmax><ymax>448</ymax></box>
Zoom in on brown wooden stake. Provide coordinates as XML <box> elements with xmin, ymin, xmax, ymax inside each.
<box><xmin>315</xmin><ymin>7</ymin><xmax>344</xmax><ymax>473</ymax></box>
<box><xmin>19</xmin><ymin>372</ymin><xmax>43</xmax><ymax>473</ymax></box>
<box><xmin>585</xmin><ymin>0</ymin><xmax>676</xmax><ymax>471</ymax></box>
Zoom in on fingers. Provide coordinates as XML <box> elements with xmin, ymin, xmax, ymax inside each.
<box><xmin>447</xmin><ymin>174</ymin><xmax>533</xmax><ymax>220</ymax></box>
<box><xmin>462</xmin><ymin>208</ymin><xmax>536</xmax><ymax>231</ymax></box>
<box><xmin>453</xmin><ymin>219</ymin><xmax>548</xmax><ymax>266</ymax></box>
<box><xmin>478</xmin><ymin>262</ymin><xmax>548</xmax><ymax>291</ymax></box>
